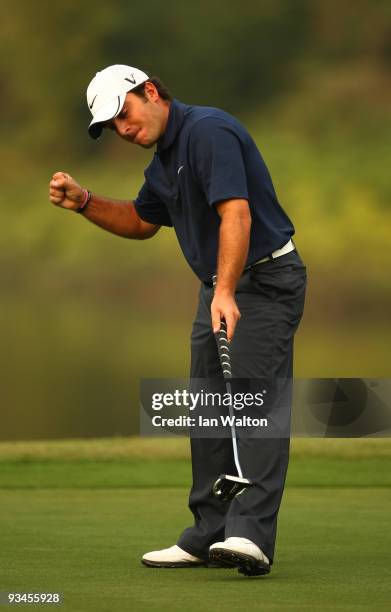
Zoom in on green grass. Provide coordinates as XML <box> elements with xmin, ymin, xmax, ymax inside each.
<box><xmin>0</xmin><ymin>457</ymin><xmax>390</xmax><ymax>490</ymax></box>
<box><xmin>1</xmin><ymin>488</ymin><xmax>390</xmax><ymax>612</ymax></box>
<box><xmin>0</xmin><ymin>438</ymin><xmax>390</xmax><ymax>489</ymax></box>
<box><xmin>0</xmin><ymin>438</ymin><xmax>390</xmax><ymax>611</ymax></box>
<box><xmin>1</xmin><ymin>436</ymin><xmax>390</xmax><ymax>461</ymax></box>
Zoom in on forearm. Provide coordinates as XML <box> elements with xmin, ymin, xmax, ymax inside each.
<box><xmin>215</xmin><ymin>212</ymin><xmax>251</xmax><ymax>295</ymax></box>
<box><xmin>49</xmin><ymin>171</ymin><xmax>160</xmax><ymax>239</ymax></box>
<box><xmin>80</xmin><ymin>193</ymin><xmax>153</xmax><ymax>239</ymax></box>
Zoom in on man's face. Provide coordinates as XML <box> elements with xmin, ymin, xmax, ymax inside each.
<box><xmin>106</xmin><ymin>85</ymin><xmax>168</xmax><ymax>149</ymax></box>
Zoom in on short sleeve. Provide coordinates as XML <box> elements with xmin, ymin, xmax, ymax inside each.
<box><xmin>134</xmin><ymin>182</ymin><xmax>173</xmax><ymax>227</ymax></box>
<box><xmin>188</xmin><ymin>117</ymin><xmax>249</xmax><ymax>207</ymax></box>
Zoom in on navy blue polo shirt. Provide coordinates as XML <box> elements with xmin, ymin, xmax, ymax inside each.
<box><xmin>134</xmin><ymin>99</ymin><xmax>294</xmax><ymax>283</ymax></box>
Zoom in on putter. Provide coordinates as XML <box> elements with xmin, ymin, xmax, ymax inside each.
<box><xmin>211</xmin><ymin>276</ymin><xmax>253</xmax><ymax>502</ymax></box>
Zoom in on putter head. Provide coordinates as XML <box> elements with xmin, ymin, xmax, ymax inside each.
<box><xmin>212</xmin><ymin>474</ymin><xmax>252</xmax><ymax>502</ymax></box>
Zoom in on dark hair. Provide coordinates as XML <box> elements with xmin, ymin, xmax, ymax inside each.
<box><xmin>131</xmin><ymin>76</ymin><xmax>173</xmax><ymax>101</ymax></box>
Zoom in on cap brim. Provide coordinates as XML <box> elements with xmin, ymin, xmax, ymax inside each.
<box><xmin>88</xmin><ymin>94</ymin><xmax>126</xmax><ymax>140</ymax></box>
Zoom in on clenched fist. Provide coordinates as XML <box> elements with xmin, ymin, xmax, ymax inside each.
<box><xmin>49</xmin><ymin>172</ymin><xmax>85</xmax><ymax>211</ymax></box>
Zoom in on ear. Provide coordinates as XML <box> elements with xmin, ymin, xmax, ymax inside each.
<box><xmin>144</xmin><ymin>81</ymin><xmax>159</xmax><ymax>102</ymax></box>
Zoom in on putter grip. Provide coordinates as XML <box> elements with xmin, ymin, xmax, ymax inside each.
<box><xmin>216</xmin><ymin>320</ymin><xmax>232</xmax><ymax>379</ymax></box>
<box><xmin>212</xmin><ymin>274</ymin><xmax>232</xmax><ymax>380</ymax></box>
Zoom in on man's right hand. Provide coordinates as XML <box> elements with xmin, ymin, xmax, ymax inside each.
<box><xmin>48</xmin><ymin>173</ymin><xmax>161</xmax><ymax>240</ymax></box>
<box><xmin>49</xmin><ymin>172</ymin><xmax>85</xmax><ymax>211</ymax></box>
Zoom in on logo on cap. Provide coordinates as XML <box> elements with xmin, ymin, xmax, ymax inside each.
<box><xmin>89</xmin><ymin>94</ymin><xmax>97</xmax><ymax>110</ymax></box>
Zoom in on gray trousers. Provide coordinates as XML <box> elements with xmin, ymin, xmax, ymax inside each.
<box><xmin>177</xmin><ymin>250</ymin><xmax>307</xmax><ymax>563</ymax></box>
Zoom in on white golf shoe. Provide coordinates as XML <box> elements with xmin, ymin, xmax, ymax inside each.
<box><xmin>142</xmin><ymin>545</ymin><xmax>205</xmax><ymax>568</ymax></box>
<box><xmin>209</xmin><ymin>537</ymin><xmax>270</xmax><ymax>576</ymax></box>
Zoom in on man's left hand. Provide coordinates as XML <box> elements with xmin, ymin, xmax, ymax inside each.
<box><xmin>211</xmin><ymin>291</ymin><xmax>241</xmax><ymax>342</ymax></box>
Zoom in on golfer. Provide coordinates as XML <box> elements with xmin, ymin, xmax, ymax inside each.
<box><xmin>49</xmin><ymin>64</ymin><xmax>306</xmax><ymax>577</ymax></box>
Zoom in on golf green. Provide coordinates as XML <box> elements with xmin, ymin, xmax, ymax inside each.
<box><xmin>1</xmin><ymin>439</ymin><xmax>390</xmax><ymax>611</ymax></box>
<box><xmin>0</xmin><ymin>486</ymin><xmax>390</xmax><ymax>611</ymax></box>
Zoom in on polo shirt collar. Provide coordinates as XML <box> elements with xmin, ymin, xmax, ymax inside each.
<box><xmin>157</xmin><ymin>99</ymin><xmax>186</xmax><ymax>152</ymax></box>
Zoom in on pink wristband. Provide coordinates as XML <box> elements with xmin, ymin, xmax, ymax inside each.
<box><xmin>76</xmin><ymin>189</ymin><xmax>91</xmax><ymax>214</ymax></box>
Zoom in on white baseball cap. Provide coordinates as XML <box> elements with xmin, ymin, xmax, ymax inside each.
<box><xmin>86</xmin><ymin>64</ymin><xmax>149</xmax><ymax>139</ymax></box>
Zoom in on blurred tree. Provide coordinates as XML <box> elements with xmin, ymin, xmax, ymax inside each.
<box><xmin>97</xmin><ymin>0</ymin><xmax>311</xmax><ymax>109</ymax></box>
<box><xmin>1</xmin><ymin>0</ymin><xmax>390</xmax><ymax>167</ymax></box>
<box><xmin>1</xmin><ymin>0</ymin><xmax>390</xmax><ymax>440</ymax></box>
